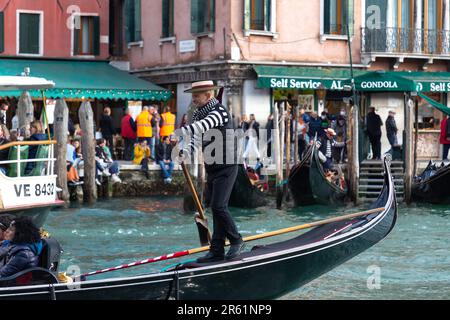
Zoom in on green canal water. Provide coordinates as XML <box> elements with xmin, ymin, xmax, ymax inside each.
<box><xmin>45</xmin><ymin>197</ymin><xmax>450</xmax><ymax>300</ymax></box>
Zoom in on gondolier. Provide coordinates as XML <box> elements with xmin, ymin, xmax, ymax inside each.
<box><xmin>180</xmin><ymin>80</ymin><xmax>244</xmax><ymax>263</ymax></box>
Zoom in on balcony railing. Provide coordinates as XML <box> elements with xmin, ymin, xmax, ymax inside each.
<box><xmin>361</xmin><ymin>27</ymin><xmax>450</xmax><ymax>56</ymax></box>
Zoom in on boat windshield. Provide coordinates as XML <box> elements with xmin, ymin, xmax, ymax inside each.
<box><xmin>0</xmin><ymin>140</ymin><xmax>56</xmax><ymax>178</ymax></box>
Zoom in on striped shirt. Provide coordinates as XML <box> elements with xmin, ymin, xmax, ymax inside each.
<box><xmin>181</xmin><ymin>98</ymin><xmax>230</xmax><ymax>152</ymax></box>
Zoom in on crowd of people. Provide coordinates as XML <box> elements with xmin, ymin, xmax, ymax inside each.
<box><xmin>65</xmin><ymin>104</ymin><xmax>179</xmax><ymax>186</ymax></box>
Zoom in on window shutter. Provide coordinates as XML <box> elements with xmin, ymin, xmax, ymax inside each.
<box><xmin>244</xmin><ymin>0</ymin><xmax>251</xmax><ymax>30</ymax></box>
<box><xmin>73</xmin><ymin>17</ymin><xmax>80</xmax><ymax>55</ymax></box>
<box><xmin>191</xmin><ymin>0</ymin><xmax>200</xmax><ymax>34</ymax></box>
<box><xmin>134</xmin><ymin>0</ymin><xmax>142</xmax><ymax>41</ymax></box>
<box><xmin>162</xmin><ymin>0</ymin><xmax>169</xmax><ymax>37</ymax></box>
<box><xmin>346</xmin><ymin>0</ymin><xmax>354</xmax><ymax>35</ymax></box>
<box><xmin>20</xmin><ymin>13</ymin><xmax>40</xmax><ymax>54</ymax></box>
<box><xmin>29</xmin><ymin>14</ymin><xmax>40</xmax><ymax>54</ymax></box>
<box><xmin>0</xmin><ymin>12</ymin><xmax>4</xmax><ymax>53</ymax></box>
<box><xmin>324</xmin><ymin>0</ymin><xmax>331</xmax><ymax>34</ymax></box>
<box><xmin>209</xmin><ymin>0</ymin><xmax>215</xmax><ymax>32</ymax></box>
<box><xmin>162</xmin><ymin>0</ymin><xmax>174</xmax><ymax>38</ymax></box>
<box><xmin>93</xmin><ymin>16</ymin><xmax>100</xmax><ymax>55</ymax></box>
<box><xmin>125</xmin><ymin>0</ymin><xmax>135</xmax><ymax>42</ymax></box>
<box><xmin>264</xmin><ymin>0</ymin><xmax>270</xmax><ymax>31</ymax></box>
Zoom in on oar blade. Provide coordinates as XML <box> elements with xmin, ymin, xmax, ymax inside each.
<box><xmin>195</xmin><ymin>213</ymin><xmax>211</xmax><ymax>246</ymax></box>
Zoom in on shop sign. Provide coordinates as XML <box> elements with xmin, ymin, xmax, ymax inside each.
<box><xmin>426</xmin><ymin>82</ymin><xmax>450</xmax><ymax>92</ymax></box>
<box><xmin>360</xmin><ymin>81</ymin><xmax>399</xmax><ymax>89</ymax></box>
<box><xmin>267</xmin><ymin>78</ymin><xmax>345</xmax><ymax>90</ymax></box>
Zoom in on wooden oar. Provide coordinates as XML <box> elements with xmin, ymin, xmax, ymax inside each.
<box><xmin>180</xmin><ymin>161</ymin><xmax>212</xmax><ymax>246</ymax></box>
<box><xmin>80</xmin><ymin>206</ymin><xmax>384</xmax><ymax>279</ymax></box>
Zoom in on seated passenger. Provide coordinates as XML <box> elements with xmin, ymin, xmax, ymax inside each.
<box><xmin>25</xmin><ymin>120</ymin><xmax>48</xmax><ymax>175</ymax></box>
<box><xmin>0</xmin><ymin>217</ymin><xmax>43</xmax><ymax>278</ymax></box>
<box><xmin>0</xmin><ymin>125</ymin><xmax>10</xmax><ymax>175</ymax></box>
<box><xmin>133</xmin><ymin>139</ymin><xmax>151</xmax><ymax>179</ymax></box>
<box><xmin>155</xmin><ymin>136</ymin><xmax>174</xmax><ymax>184</ymax></box>
<box><xmin>96</xmin><ymin>138</ymin><xmax>122</xmax><ymax>183</ymax></box>
<box><xmin>0</xmin><ymin>215</ymin><xmax>15</xmax><ymax>264</ymax></box>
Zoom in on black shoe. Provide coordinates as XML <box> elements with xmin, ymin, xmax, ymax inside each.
<box><xmin>225</xmin><ymin>241</ymin><xmax>245</xmax><ymax>260</ymax></box>
<box><xmin>196</xmin><ymin>251</ymin><xmax>225</xmax><ymax>263</ymax></box>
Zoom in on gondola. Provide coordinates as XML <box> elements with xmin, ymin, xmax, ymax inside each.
<box><xmin>288</xmin><ymin>142</ymin><xmax>347</xmax><ymax>206</ymax></box>
<box><xmin>309</xmin><ymin>141</ymin><xmax>348</xmax><ymax>205</ymax></box>
<box><xmin>288</xmin><ymin>144</ymin><xmax>314</xmax><ymax>206</ymax></box>
<box><xmin>0</xmin><ymin>157</ymin><xmax>397</xmax><ymax>300</ymax></box>
<box><xmin>229</xmin><ymin>164</ymin><xmax>268</xmax><ymax>208</ymax></box>
<box><xmin>412</xmin><ymin>160</ymin><xmax>450</xmax><ymax>203</ymax></box>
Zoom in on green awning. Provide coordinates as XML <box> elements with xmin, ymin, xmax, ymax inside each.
<box><xmin>254</xmin><ymin>65</ymin><xmax>367</xmax><ymax>90</ymax></box>
<box><xmin>348</xmin><ymin>71</ymin><xmax>417</xmax><ymax>92</ymax></box>
<box><xmin>0</xmin><ymin>58</ymin><xmax>171</xmax><ymax>101</ymax></box>
<box><xmin>398</xmin><ymin>71</ymin><xmax>450</xmax><ymax>93</ymax></box>
<box><xmin>349</xmin><ymin>70</ymin><xmax>450</xmax><ymax>92</ymax></box>
<box><xmin>418</xmin><ymin>92</ymin><xmax>450</xmax><ymax>116</ymax></box>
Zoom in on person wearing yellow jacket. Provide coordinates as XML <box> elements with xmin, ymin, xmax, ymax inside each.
<box><xmin>135</xmin><ymin>106</ymin><xmax>155</xmax><ymax>156</ymax></box>
<box><xmin>133</xmin><ymin>139</ymin><xmax>151</xmax><ymax>179</ymax></box>
<box><xmin>159</xmin><ymin>106</ymin><xmax>176</xmax><ymax>139</ymax></box>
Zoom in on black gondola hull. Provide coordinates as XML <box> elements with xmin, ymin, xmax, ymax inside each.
<box><xmin>288</xmin><ymin>146</ymin><xmax>315</xmax><ymax>206</ymax></box>
<box><xmin>412</xmin><ymin>166</ymin><xmax>450</xmax><ymax>204</ymax></box>
<box><xmin>229</xmin><ymin>165</ymin><xmax>268</xmax><ymax>208</ymax></box>
<box><xmin>0</xmin><ymin>160</ymin><xmax>396</xmax><ymax>300</ymax></box>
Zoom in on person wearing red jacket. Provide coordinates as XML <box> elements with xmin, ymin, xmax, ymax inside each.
<box><xmin>440</xmin><ymin>115</ymin><xmax>450</xmax><ymax>160</ymax></box>
<box><xmin>121</xmin><ymin>108</ymin><xmax>137</xmax><ymax>161</ymax></box>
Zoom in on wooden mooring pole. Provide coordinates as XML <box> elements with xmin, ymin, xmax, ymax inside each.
<box><xmin>53</xmin><ymin>99</ymin><xmax>70</xmax><ymax>201</ymax></box>
<box><xmin>79</xmin><ymin>101</ymin><xmax>97</xmax><ymax>203</ymax></box>
<box><xmin>276</xmin><ymin>102</ymin><xmax>286</xmax><ymax>209</ymax></box>
<box><xmin>285</xmin><ymin>102</ymin><xmax>292</xmax><ymax>202</ymax></box>
<box><xmin>274</xmin><ymin>103</ymin><xmax>281</xmax><ymax>209</ymax></box>
<box><xmin>17</xmin><ymin>91</ymin><xmax>34</xmax><ymax>137</ymax></box>
<box><xmin>294</xmin><ymin>105</ymin><xmax>299</xmax><ymax>164</ymax></box>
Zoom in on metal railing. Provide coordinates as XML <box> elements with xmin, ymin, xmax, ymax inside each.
<box><xmin>361</xmin><ymin>27</ymin><xmax>450</xmax><ymax>55</ymax></box>
<box><xmin>0</xmin><ymin>140</ymin><xmax>56</xmax><ymax>178</ymax></box>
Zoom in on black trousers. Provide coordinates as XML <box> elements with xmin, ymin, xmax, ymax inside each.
<box><xmin>205</xmin><ymin>165</ymin><xmax>241</xmax><ymax>254</ymax></box>
<box><xmin>123</xmin><ymin>138</ymin><xmax>135</xmax><ymax>161</ymax></box>
<box><xmin>368</xmin><ymin>133</ymin><xmax>382</xmax><ymax>160</ymax></box>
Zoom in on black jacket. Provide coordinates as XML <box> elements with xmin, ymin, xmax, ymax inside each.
<box><xmin>100</xmin><ymin>115</ymin><xmax>115</xmax><ymax>138</ymax></box>
<box><xmin>385</xmin><ymin>115</ymin><xmax>398</xmax><ymax>136</ymax></box>
<box><xmin>366</xmin><ymin>112</ymin><xmax>383</xmax><ymax>136</ymax></box>
<box><xmin>0</xmin><ymin>242</ymin><xmax>42</xmax><ymax>278</ymax></box>
<box><xmin>0</xmin><ymin>138</ymin><xmax>9</xmax><ymax>161</ymax></box>
<box><xmin>155</xmin><ymin>142</ymin><xmax>173</xmax><ymax>162</ymax></box>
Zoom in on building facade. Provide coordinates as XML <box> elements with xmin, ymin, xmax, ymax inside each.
<box><xmin>0</xmin><ymin>0</ymin><xmax>110</xmax><ymax>59</ymax></box>
<box><xmin>0</xmin><ymin>0</ymin><xmax>170</xmax><ymax>135</ymax></box>
<box><xmin>126</xmin><ymin>0</ymin><xmax>364</xmax><ymax>126</ymax></box>
<box><xmin>123</xmin><ymin>0</ymin><xmax>450</xmax><ymax>161</ymax></box>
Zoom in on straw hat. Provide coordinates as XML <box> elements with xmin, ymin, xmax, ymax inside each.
<box><xmin>184</xmin><ymin>80</ymin><xmax>222</xmax><ymax>93</ymax></box>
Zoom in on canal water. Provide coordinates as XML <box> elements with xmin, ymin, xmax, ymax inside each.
<box><xmin>46</xmin><ymin>197</ymin><xmax>450</xmax><ymax>300</ymax></box>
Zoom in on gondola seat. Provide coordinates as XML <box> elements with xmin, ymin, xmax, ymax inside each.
<box><xmin>0</xmin><ymin>238</ymin><xmax>63</xmax><ymax>287</ymax></box>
